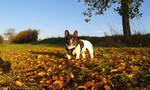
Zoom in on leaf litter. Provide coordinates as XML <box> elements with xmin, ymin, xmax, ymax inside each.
<box><xmin>0</xmin><ymin>47</ymin><xmax>150</xmax><ymax>89</ymax></box>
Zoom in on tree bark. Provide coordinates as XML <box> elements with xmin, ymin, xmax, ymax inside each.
<box><xmin>121</xmin><ymin>0</ymin><xmax>132</xmax><ymax>44</ymax></box>
<box><xmin>122</xmin><ymin>13</ymin><xmax>132</xmax><ymax>44</ymax></box>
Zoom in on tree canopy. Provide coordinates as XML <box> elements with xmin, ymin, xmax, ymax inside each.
<box><xmin>78</xmin><ymin>0</ymin><xmax>143</xmax><ymax>44</ymax></box>
<box><xmin>79</xmin><ymin>0</ymin><xmax>143</xmax><ymax>22</ymax></box>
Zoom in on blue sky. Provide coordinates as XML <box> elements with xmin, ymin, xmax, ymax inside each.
<box><xmin>0</xmin><ymin>0</ymin><xmax>150</xmax><ymax>39</ymax></box>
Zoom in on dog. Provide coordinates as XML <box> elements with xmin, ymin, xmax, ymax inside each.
<box><xmin>65</xmin><ymin>30</ymin><xmax>94</xmax><ymax>60</ymax></box>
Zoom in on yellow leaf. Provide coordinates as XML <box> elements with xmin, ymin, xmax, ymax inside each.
<box><xmin>80</xmin><ymin>66</ymin><xmax>87</xmax><ymax>70</ymax></box>
<box><xmin>27</xmin><ymin>58</ymin><xmax>31</xmax><ymax>60</ymax></box>
<box><xmin>47</xmin><ymin>67</ymin><xmax>52</xmax><ymax>72</ymax></box>
<box><xmin>37</xmin><ymin>71</ymin><xmax>45</xmax><ymax>76</ymax></box>
<box><xmin>110</xmin><ymin>69</ymin><xmax>118</xmax><ymax>73</ymax></box>
<box><xmin>37</xmin><ymin>55</ymin><xmax>42</xmax><ymax>59</ymax></box>
<box><xmin>102</xmin><ymin>77</ymin><xmax>108</xmax><ymax>85</ymax></box>
<box><xmin>53</xmin><ymin>80</ymin><xmax>63</xmax><ymax>89</ymax></box>
<box><xmin>53</xmin><ymin>80</ymin><xmax>62</xmax><ymax>86</ymax></box>
<box><xmin>77</xmin><ymin>86</ymin><xmax>87</xmax><ymax>89</ymax></box>
<box><xmin>70</xmin><ymin>73</ymin><xmax>75</xmax><ymax>79</ymax></box>
<box><xmin>16</xmin><ymin>81</ymin><xmax>23</xmax><ymax>87</ymax></box>
<box><xmin>59</xmin><ymin>65</ymin><xmax>62</xmax><ymax>68</ymax></box>
<box><xmin>45</xmin><ymin>55</ymin><xmax>50</xmax><ymax>58</ymax></box>
<box><xmin>142</xmin><ymin>56</ymin><xmax>146</xmax><ymax>60</ymax></box>
<box><xmin>130</xmin><ymin>65</ymin><xmax>139</xmax><ymax>72</ymax></box>
<box><xmin>118</xmin><ymin>66</ymin><xmax>125</xmax><ymax>71</ymax></box>
<box><xmin>128</xmin><ymin>74</ymin><xmax>134</xmax><ymax>78</ymax></box>
<box><xmin>102</xmin><ymin>68</ymin><xmax>105</xmax><ymax>72</ymax></box>
<box><xmin>120</xmin><ymin>62</ymin><xmax>126</xmax><ymax>66</ymax></box>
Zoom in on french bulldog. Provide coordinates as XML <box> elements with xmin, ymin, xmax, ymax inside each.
<box><xmin>65</xmin><ymin>30</ymin><xmax>94</xmax><ymax>60</ymax></box>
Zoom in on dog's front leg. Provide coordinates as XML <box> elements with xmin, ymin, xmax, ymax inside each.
<box><xmin>66</xmin><ymin>53</ymin><xmax>71</xmax><ymax>60</ymax></box>
<box><xmin>76</xmin><ymin>53</ymin><xmax>80</xmax><ymax>60</ymax></box>
<box><xmin>76</xmin><ymin>49</ymin><xmax>80</xmax><ymax>60</ymax></box>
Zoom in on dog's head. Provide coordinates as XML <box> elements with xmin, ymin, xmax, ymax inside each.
<box><xmin>65</xmin><ymin>30</ymin><xmax>78</xmax><ymax>46</ymax></box>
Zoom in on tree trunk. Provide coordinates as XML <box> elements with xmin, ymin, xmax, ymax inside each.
<box><xmin>122</xmin><ymin>13</ymin><xmax>132</xmax><ymax>44</ymax></box>
<box><xmin>121</xmin><ymin>0</ymin><xmax>132</xmax><ymax>45</ymax></box>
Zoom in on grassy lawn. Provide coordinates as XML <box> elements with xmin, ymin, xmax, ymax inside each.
<box><xmin>0</xmin><ymin>44</ymin><xmax>150</xmax><ymax>89</ymax></box>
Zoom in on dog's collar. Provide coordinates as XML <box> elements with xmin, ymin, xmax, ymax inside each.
<box><xmin>65</xmin><ymin>44</ymin><xmax>78</xmax><ymax>55</ymax></box>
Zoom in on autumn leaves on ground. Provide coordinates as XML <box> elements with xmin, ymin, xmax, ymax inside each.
<box><xmin>0</xmin><ymin>44</ymin><xmax>150</xmax><ymax>90</ymax></box>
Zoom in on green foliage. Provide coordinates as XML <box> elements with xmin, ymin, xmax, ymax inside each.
<box><xmin>0</xmin><ymin>35</ymin><xmax>4</xmax><ymax>44</ymax></box>
<box><xmin>115</xmin><ymin>0</ymin><xmax>143</xmax><ymax>19</ymax></box>
<box><xmin>79</xmin><ymin>0</ymin><xmax>143</xmax><ymax>21</ymax></box>
<box><xmin>9</xmin><ymin>29</ymin><xmax>39</xmax><ymax>44</ymax></box>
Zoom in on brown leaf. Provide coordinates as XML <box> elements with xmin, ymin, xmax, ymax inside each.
<box><xmin>93</xmin><ymin>82</ymin><xmax>103</xmax><ymax>89</ymax></box>
<box><xmin>59</xmin><ymin>76</ymin><xmax>65</xmax><ymax>81</ymax></box>
<box><xmin>104</xmin><ymin>85</ymin><xmax>111</xmax><ymax>90</ymax></box>
<box><xmin>46</xmin><ymin>78</ymin><xmax>53</xmax><ymax>84</ymax></box>
<box><xmin>52</xmin><ymin>76</ymin><xmax>59</xmax><ymax>80</ymax></box>
<box><xmin>84</xmin><ymin>81</ymin><xmax>94</xmax><ymax>88</ymax></box>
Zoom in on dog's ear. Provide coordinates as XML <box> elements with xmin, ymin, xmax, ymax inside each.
<box><xmin>73</xmin><ymin>30</ymin><xmax>78</xmax><ymax>37</ymax></box>
<box><xmin>65</xmin><ymin>30</ymin><xmax>70</xmax><ymax>37</ymax></box>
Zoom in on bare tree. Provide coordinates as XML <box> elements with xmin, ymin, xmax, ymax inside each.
<box><xmin>4</xmin><ymin>28</ymin><xmax>16</xmax><ymax>40</ymax></box>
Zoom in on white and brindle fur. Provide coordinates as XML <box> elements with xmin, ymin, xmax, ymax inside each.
<box><xmin>65</xmin><ymin>30</ymin><xmax>94</xmax><ymax>60</ymax></box>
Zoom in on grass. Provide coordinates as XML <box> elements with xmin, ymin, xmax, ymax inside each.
<box><xmin>0</xmin><ymin>43</ymin><xmax>150</xmax><ymax>89</ymax></box>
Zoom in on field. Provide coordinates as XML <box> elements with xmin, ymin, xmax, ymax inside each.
<box><xmin>0</xmin><ymin>44</ymin><xmax>150</xmax><ymax>90</ymax></box>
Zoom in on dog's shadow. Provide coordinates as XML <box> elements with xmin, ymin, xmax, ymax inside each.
<box><xmin>0</xmin><ymin>57</ymin><xmax>11</xmax><ymax>74</ymax></box>
<box><xmin>29</xmin><ymin>50</ymin><xmax>66</xmax><ymax>59</ymax></box>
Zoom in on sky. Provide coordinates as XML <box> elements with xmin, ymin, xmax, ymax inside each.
<box><xmin>0</xmin><ymin>0</ymin><xmax>150</xmax><ymax>39</ymax></box>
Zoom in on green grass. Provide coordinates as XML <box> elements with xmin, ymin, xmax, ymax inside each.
<box><xmin>0</xmin><ymin>44</ymin><xmax>63</xmax><ymax>62</ymax></box>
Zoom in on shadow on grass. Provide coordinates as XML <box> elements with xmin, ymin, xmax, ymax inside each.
<box><xmin>0</xmin><ymin>57</ymin><xmax>11</xmax><ymax>74</ymax></box>
<box><xmin>29</xmin><ymin>50</ymin><xmax>66</xmax><ymax>58</ymax></box>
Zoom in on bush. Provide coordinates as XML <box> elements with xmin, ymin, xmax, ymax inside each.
<box><xmin>9</xmin><ymin>29</ymin><xmax>39</xmax><ymax>43</ymax></box>
<box><xmin>0</xmin><ymin>35</ymin><xmax>4</xmax><ymax>44</ymax></box>
<box><xmin>132</xmin><ymin>33</ymin><xmax>150</xmax><ymax>47</ymax></box>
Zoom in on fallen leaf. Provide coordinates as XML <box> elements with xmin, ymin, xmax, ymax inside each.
<box><xmin>70</xmin><ymin>73</ymin><xmax>75</xmax><ymax>79</ymax></box>
<box><xmin>84</xmin><ymin>81</ymin><xmax>94</xmax><ymax>88</ymax></box>
<box><xmin>37</xmin><ymin>71</ymin><xmax>45</xmax><ymax>76</ymax></box>
<box><xmin>53</xmin><ymin>80</ymin><xmax>63</xmax><ymax>89</ymax></box>
<box><xmin>37</xmin><ymin>55</ymin><xmax>43</xmax><ymax>59</ymax></box>
<box><xmin>52</xmin><ymin>76</ymin><xmax>59</xmax><ymax>80</ymax></box>
<box><xmin>110</xmin><ymin>69</ymin><xmax>118</xmax><ymax>73</ymax></box>
<box><xmin>46</xmin><ymin>78</ymin><xmax>53</xmax><ymax>84</ymax></box>
<box><xmin>77</xmin><ymin>86</ymin><xmax>87</xmax><ymax>90</ymax></box>
<box><xmin>53</xmin><ymin>80</ymin><xmax>62</xmax><ymax>86</ymax></box>
<box><xmin>104</xmin><ymin>85</ymin><xmax>111</xmax><ymax>90</ymax></box>
<box><xmin>16</xmin><ymin>81</ymin><xmax>23</xmax><ymax>87</ymax></box>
